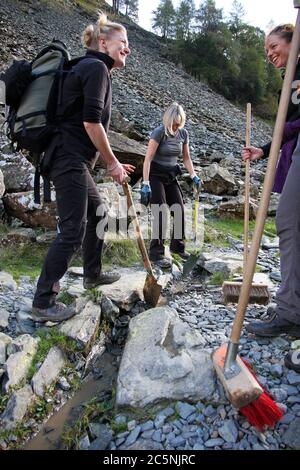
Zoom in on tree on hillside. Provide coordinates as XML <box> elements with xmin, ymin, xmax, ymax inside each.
<box><xmin>228</xmin><ymin>0</ymin><xmax>245</xmax><ymax>37</ymax></box>
<box><xmin>195</xmin><ymin>0</ymin><xmax>223</xmax><ymax>33</ymax></box>
<box><xmin>152</xmin><ymin>0</ymin><xmax>176</xmax><ymax>39</ymax></box>
<box><xmin>175</xmin><ymin>0</ymin><xmax>196</xmax><ymax>40</ymax></box>
<box><xmin>122</xmin><ymin>0</ymin><xmax>139</xmax><ymax>21</ymax></box>
<box><xmin>112</xmin><ymin>0</ymin><xmax>122</xmax><ymax>14</ymax></box>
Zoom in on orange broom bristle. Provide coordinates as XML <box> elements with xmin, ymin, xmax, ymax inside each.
<box><xmin>239</xmin><ymin>358</ymin><xmax>283</xmax><ymax>431</ymax></box>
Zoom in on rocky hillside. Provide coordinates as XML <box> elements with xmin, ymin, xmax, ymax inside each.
<box><xmin>0</xmin><ymin>0</ymin><xmax>272</xmax><ymax>160</ymax></box>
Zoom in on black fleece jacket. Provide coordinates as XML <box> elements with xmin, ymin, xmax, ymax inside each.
<box><xmin>53</xmin><ymin>50</ymin><xmax>114</xmax><ymax>168</ymax></box>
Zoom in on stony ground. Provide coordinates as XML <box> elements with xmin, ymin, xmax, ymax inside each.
<box><xmin>0</xmin><ymin>240</ymin><xmax>300</xmax><ymax>451</ymax></box>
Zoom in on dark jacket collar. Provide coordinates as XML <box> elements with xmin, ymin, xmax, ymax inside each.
<box><xmin>85</xmin><ymin>49</ymin><xmax>114</xmax><ymax>70</ymax></box>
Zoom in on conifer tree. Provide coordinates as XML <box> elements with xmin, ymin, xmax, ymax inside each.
<box><xmin>175</xmin><ymin>0</ymin><xmax>196</xmax><ymax>40</ymax></box>
<box><xmin>152</xmin><ymin>0</ymin><xmax>176</xmax><ymax>39</ymax></box>
<box><xmin>122</xmin><ymin>0</ymin><xmax>139</xmax><ymax>21</ymax></box>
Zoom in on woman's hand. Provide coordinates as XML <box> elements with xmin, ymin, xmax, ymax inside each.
<box><xmin>109</xmin><ymin>162</ymin><xmax>135</xmax><ymax>184</ymax></box>
<box><xmin>122</xmin><ymin>163</ymin><xmax>136</xmax><ymax>175</ymax></box>
<box><xmin>242</xmin><ymin>146</ymin><xmax>264</xmax><ymax>161</ymax></box>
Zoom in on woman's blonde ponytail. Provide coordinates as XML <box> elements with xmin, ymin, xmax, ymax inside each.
<box><xmin>81</xmin><ymin>11</ymin><xmax>125</xmax><ymax>51</ymax></box>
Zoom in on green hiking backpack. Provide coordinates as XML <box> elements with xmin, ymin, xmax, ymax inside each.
<box><xmin>1</xmin><ymin>39</ymin><xmax>84</xmax><ymax>202</ymax></box>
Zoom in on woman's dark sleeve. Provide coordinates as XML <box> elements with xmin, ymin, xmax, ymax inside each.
<box><xmin>260</xmin><ymin>142</ymin><xmax>271</xmax><ymax>159</ymax></box>
<box><xmin>80</xmin><ymin>61</ymin><xmax>109</xmax><ymax>123</ymax></box>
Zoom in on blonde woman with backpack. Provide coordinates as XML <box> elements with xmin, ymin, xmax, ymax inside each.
<box><xmin>32</xmin><ymin>13</ymin><xmax>135</xmax><ymax>322</ymax></box>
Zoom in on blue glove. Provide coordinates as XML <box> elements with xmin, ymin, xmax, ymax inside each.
<box><xmin>192</xmin><ymin>175</ymin><xmax>201</xmax><ymax>189</ymax></box>
<box><xmin>140</xmin><ymin>182</ymin><xmax>151</xmax><ymax>207</ymax></box>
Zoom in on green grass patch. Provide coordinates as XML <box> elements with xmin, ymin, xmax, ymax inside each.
<box><xmin>0</xmin><ymin>243</ymin><xmax>48</xmax><ymax>282</ymax></box>
<box><xmin>62</xmin><ymin>396</ymin><xmax>114</xmax><ymax>449</ymax></box>
<box><xmin>205</xmin><ymin>216</ymin><xmax>276</xmax><ymax>247</ymax></box>
<box><xmin>0</xmin><ymin>394</ymin><xmax>10</xmax><ymax>415</ymax></box>
<box><xmin>83</xmin><ymin>287</ymin><xmax>103</xmax><ymax>304</ymax></box>
<box><xmin>0</xmin><ymin>223</ymin><xmax>9</xmax><ymax>235</ymax></box>
<box><xmin>0</xmin><ymin>237</ymin><xmax>141</xmax><ymax>284</ymax></box>
<box><xmin>208</xmin><ymin>271</ymin><xmax>227</xmax><ymax>286</ymax></box>
<box><xmin>102</xmin><ymin>239</ymin><xmax>141</xmax><ymax>269</ymax></box>
<box><xmin>57</xmin><ymin>289</ymin><xmax>75</xmax><ymax>306</ymax></box>
<box><xmin>27</xmin><ymin>328</ymin><xmax>81</xmax><ymax>382</ymax></box>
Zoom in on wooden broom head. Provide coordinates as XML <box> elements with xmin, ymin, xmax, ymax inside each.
<box><xmin>212</xmin><ymin>344</ymin><xmax>263</xmax><ymax>409</ymax></box>
<box><xmin>222</xmin><ymin>281</ymin><xmax>270</xmax><ymax>305</ymax></box>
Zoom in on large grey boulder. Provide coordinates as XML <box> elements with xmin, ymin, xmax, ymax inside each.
<box><xmin>3</xmin><ymin>335</ymin><xmax>39</xmax><ymax>392</ymax></box>
<box><xmin>98</xmin><ymin>268</ymin><xmax>171</xmax><ymax>311</ymax></box>
<box><xmin>218</xmin><ymin>196</ymin><xmax>258</xmax><ymax>220</ymax></box>
<box><xmin>197</xmin><ymin>251</ymin><xmax>243</xmax><ymax>277</ymax></box>
<box><xmin>0</xmin><ymin>271</ymin><xmax>17</xmax><ymax>291</ymax></box>
<box><xmin>0</xmin><ymin>309</ymin><xmax>10</xmax><ymax>331</ymax></box>
<box><xmin>59</xmin><ymin>300</ymin><xmax>101</xmax><ymax>349</ymax></box>
<box><xmin>0</xmin><ymin>384</ymin><xmax>35</xmax><ymax>431</ymax></box>
<box><xmin>108</xmin><ymin>130</ymin><xmax>147</xmax><ymax>180</ymax></box>
<box><xmin>202</xmin><ymin>163</ymin><xmax>237</xmax><ymax>196</ymax></box>
<box><xmin>116</xmin><ymin>307</ymin><xmax>215</xmax><ymax>408</ymax></box>
<box><xmin>31</xmin><ymin>346</ymin><xmax>66</xmax><ymax>397</ymax></box>
<box><xmin>0</xmin><ymin>151</ymin><xmax>34</xmax><ymax>193</ymax></box>
<box><xmin>0</xmin><ymin>332</ymin><xmax>12</xmax><ymax>364</ymax></box>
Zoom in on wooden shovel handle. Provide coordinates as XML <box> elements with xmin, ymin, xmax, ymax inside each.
<box><xmin>230</xmin><ymin>8</ymin><xmax>300</xmax><ymax>344</ymax></box>
<box><xmin>122</xmin><ymin>181</ymin><xmax>155</xmax><ymax>277</ymax></box>
<box><xmin>243</xmin><ymin>103</ymin><xmax>251</xmax><ymax>271</ymax></box>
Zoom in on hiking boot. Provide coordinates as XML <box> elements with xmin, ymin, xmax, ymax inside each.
<box><xmin>245</xmin><ymin>311</ymin><xmax>300</xmax><ymax>338</ymax></box>
<box><xmin>83</xmin><ymin>272</ymin><xmax>121</xmax><ymax>289</ymax></box>
<box><xmin>32</xmin><ymin>302</ymin><xmax>76</xmax><ymax>323</ymax></box>
<box><xmin>152</xmin><ymin>257</ymin><xmax>172</xmax><ymax>269</ymax></box>
<box><xmin>284</xmin><ymin>350</ymin><xmax>300</xmax><ymax>373</ymax></box>
<box><xmin>171</xmin><ymin>251</ymin><xmax>190</xmax><ymax>260</ymax></box>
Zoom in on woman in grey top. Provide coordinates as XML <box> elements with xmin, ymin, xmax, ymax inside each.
<box><xmin>141</xmin><ymin>102</ymin><xmax>201</xmax><ymax>268</ymax></box>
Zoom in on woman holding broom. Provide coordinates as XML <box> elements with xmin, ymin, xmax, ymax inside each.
<box><xmin>242</xmin><ymin>24</ymin><xmax>300</xmax><ymax>373</ymax></box>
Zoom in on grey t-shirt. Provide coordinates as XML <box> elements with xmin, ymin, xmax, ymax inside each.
<box><xmin>150</xmin><ymin>124</ymin><xmax>189</xmax><ymax>167</ymax></box>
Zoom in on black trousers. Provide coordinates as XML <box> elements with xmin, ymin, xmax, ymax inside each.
<box><xmin>149</xmin><ymin>174</ymin><xmax>185</xmax><ymax>261</ymax></box>
<box><xmin>33</xmin><ymin>160</ymin><xmax>107</xmax><ymax>308</ymax></box>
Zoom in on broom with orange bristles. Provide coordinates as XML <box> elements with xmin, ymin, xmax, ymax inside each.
<box><xmin>212</xmin><ymin>0</ymin><xmax>300</xmax><ymax>431</ymax></box>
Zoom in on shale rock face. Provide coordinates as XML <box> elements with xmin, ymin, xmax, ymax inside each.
<box><xmin>0</xmin><ymin>0</ymin><xmax>273</xmax><ymax>228</ymax></box>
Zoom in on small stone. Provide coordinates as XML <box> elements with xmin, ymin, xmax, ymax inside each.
<box><xmin>141</xmin><ymin>430</ymin><xmax>154</xmax><ymax>439</ymax></box>
<box><xmin>57</xmin><ymin>376</ymin><xmax>71</xmax><ymax>391</ymax></box>
<box><xmin>124</xmin><ymin>426</ymin><xmax>141</xmax><ymax>447</ymax></box>
<box><xmin>270</xmin><ymin>364</ymin><xmax>283</xmax><ymax>377</ymax></box>
<box><xmin>203</xmin><ymin>405</ymin><xmax>216</xmax><ymax>417</ymax></box>
<box><xmin>152</xmin><ymin>430</ymin><xmax>162</xmax><ymax>443</ymax></box>
<box><xmin>280</xmin><ymin>413</ymin><xmax>295</xmax><ymax>425</ymax></box>
<box><xmin>127</xmin><ymin>420</ymin><xmax>137</xmax><ymax>431</ymax></box>
<box><xmin>204</xmin><ymin>438</ymin><xmax>225</xmax><ymax>448</ymax></box>
<box><xmin>175</xmin><ymin>402</ymin><xmax>196</xmax><ymax>420</ymax></box>
<box><xmin>287</xmin><ymin>371</ymin><xmax>300</xmax><ymax>385</ymax></box>
<box><xmin>218</xmin><ymin>420</ymin><xmax>238</xmax><ymax>443</ymax></box>
<box><xmin>115</xmin><ymin>415</ymin><xmax>127</xmax><ymax>425</ymax></box>
<box><xmin>159</xmin><ymin>407</ymin><xmax>175</xmax><ymax>418</ymax></box>
<box><xmin>154</xmin><ymin>415</ymin><xmax>166</xmax><ymax>429</ymax></box>
<box><xmin>79</xmin><ymin>434</ymin><xmax>90</xmax><ymax>450</ymax></box>
<box><xmin>141</xmin><ymin>420</ymin><xmax>154</xmax><ymax>432</ymax></box>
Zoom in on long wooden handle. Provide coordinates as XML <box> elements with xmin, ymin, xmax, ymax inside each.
<box><xmin>230</xmin><ymin>8</ymin><xmax>300</xmax><ymax>344</ymax></box>
<box><xmin>123</xmin><ymin>181</ymin><xmax>155</xmax><ymax>276</ymax></box>
<box><xmin>243</xmin><ymin>103</ymin><xmax>251</xmax><ymax>272</ymax></box>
